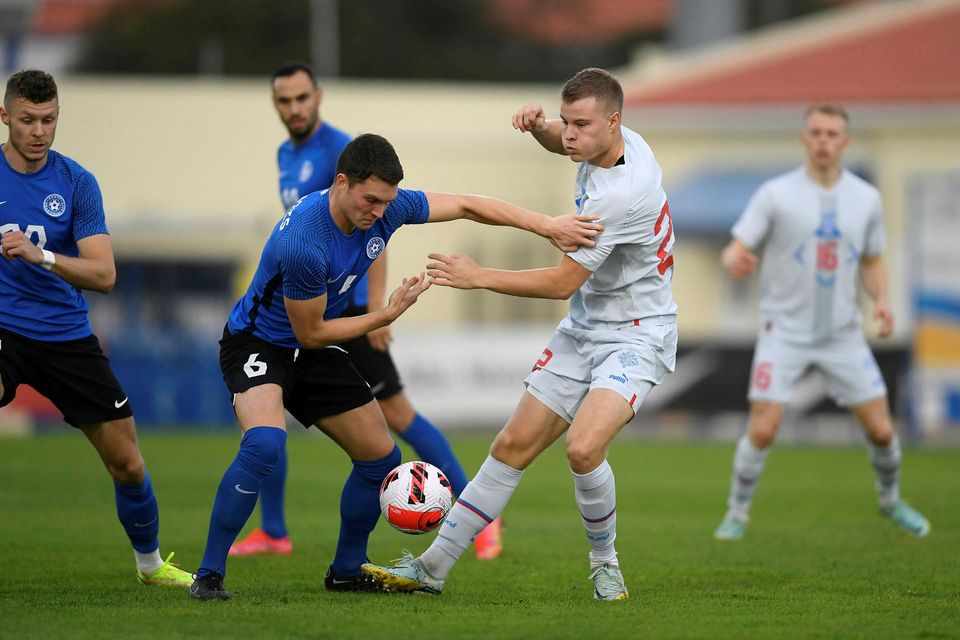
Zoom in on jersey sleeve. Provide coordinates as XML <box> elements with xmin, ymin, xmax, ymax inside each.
<box><xmin>277</xmin><ymin>231</ymin><xmax>330</xmax><ymax>301</ymax></box>
<box><xmin>566</xmin><ymin>187</ymin><xmax>634</xmax><ymax>272</ymax></box>
<box><xmin>731</xmin><ymin>182</ymin><xmax>774</xmax><ymax>250</ymax></box>
<box><xmin>383</xmin><ymin>189</ymin><xmax>429</xmax><ymax>232</ymax></box>
<box><xmin>72</xmin><ymin>170</ymin><xmax>109</xmax><ymax>241</ymax></box>
<box><xmin>862</xmin><ymin>191</ymin><xmax>885</xmax><ymax>256</ymax></box>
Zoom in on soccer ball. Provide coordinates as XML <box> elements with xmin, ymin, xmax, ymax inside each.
<box><xmin>379</xmin><ymin>461</ymin><xmax>453</xmax><ymax>535</ymax></box>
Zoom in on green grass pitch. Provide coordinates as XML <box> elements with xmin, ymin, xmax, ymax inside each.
<box><xmin>0</xmin><ymin>431</ymin><xmax>957</xmax><ymax>639</ymax></box>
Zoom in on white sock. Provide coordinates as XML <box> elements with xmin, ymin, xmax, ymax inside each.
<box><xmin>868</xmin><ymin>434</ymin><xmax>901</xmax><ymax>508</ymax></box>
<box><xmin>134</xmin><ymin>548</ymin><xmax>163</xmax><ymax>575</ymax></box>
<box><xmin>572</xmin><ymin>459</ymin><xmax>618</xmax><ymax>569</ymax></box>
<box><xmin>421</xmin><ymin>455</ymin><xmax>522</xmax><ymax>580</ymax></box>
<box><xmin>726</xmin><ymin>435</ymin><xmax>769</xmax><ymax>519</ymax></box>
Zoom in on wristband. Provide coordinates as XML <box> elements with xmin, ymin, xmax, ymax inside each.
<box><xmin>41</xmin><ymin>249</ymin><xmax>56</xmax><ymax>271</ymax></box>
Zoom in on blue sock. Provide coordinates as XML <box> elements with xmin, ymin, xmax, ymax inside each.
<box><xmin>331</xmin><ymin>444</ymin><xmax>401</xmax><ymax>576</ymax></box>
<box><xmin>400</xmin><ymin>413</ymin><xmax>469</xmax><ymax>496</ymax></box>
<box><xmin>115</xmin><ymin>471</ymin><xmax>160</xmax><ymax>553</ymax></box>
<box><xmin>198</xmin><ymin>426</ymin><xmax>287</xmax><ymax>578</ymax></box>
<box><xmin>260</xmin><ymin>447</ymin><xmax>288</xmax><ymax>539</ymax></box>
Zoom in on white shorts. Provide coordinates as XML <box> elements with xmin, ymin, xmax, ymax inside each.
<box><xmin>524</xmin><ymin>315</ymin><xmax>678</xmax><ymax>424</ymax></box>
<box><xmin>748</xmin><ymin>328</ymin><xmax>887</xmax><ymax>407</ymax></box>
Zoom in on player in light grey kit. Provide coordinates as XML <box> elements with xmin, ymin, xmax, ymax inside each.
<box><xmin>713</xmin><ymin>103</ymin><xmax>930</xmax><ymax>541</ymax></box>
<box><xmin>362</xmin><ymin>67</ymin><xmax>677</xmax><ymax>601</ymax></box>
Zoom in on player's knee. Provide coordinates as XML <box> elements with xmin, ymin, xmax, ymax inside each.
<box><xmin>239</xmin><ymin>426</ymin><xmax>287</xmax><ymax>474</ymax></box>
<box><xmin>109</xmin><ymin>456</ymin><xmax>146</xmax><ymax>485</ymax></box>
<box><xmin>865</xmin><ymin>423</ymin><xmax>894</xmax><ymax>446</ymax></box>
<box><xmin>748</xmin><ymin>428</ymin><xmax>777</xmax><ymax>450</ymax></box>
<box><xmin>490</xmin><ymin>429</ymin><xmax>525</xmax><ymax>460</ymax></box>
<box><xmin>352</xmin><ymin>443</ymin><xmax>401</xmax><ymax>484</ymax></box>
<box><xmin>565</xmin><ymin>440</ymin><xmax>603</xmax><ymax>474</ymax></box>
<box><xmin>748</xmin><ymin>404</ymin><xmax>781</xmax><ymax>449</ymax></box>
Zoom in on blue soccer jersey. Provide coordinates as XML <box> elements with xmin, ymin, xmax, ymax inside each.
<box><xmin>0</xmin><ymin>149</ymin><xmax>109</xmax><ymax>341</ymax></box>
<box><xmin>277</xmin><ymin>122</ymin><xmax>352</xmax><ymax>212</ymax></box>
<box><xmin>227</xmin><ymin>187</ymin><xmax>430</xmax><ymax>348</ymax></box>
<box><xmin>276</xmin><ymin>121</ymin><xmax>375</xmax><ymax>308</ymax></box>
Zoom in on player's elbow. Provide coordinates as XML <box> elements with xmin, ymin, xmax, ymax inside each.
<box><xmin>550</xmin><ymin>280</ymin><xmax>580</xmax><ymax>300</ymax></box>
<box><xmin>93</xmin><ymin>265</ymin><xmax>117</xmax><ymax>293</ymax></box>
<box><xmin>294</xmin><ymin>332</ymin><xmax>329</xmax><ymax>350</ymax></box>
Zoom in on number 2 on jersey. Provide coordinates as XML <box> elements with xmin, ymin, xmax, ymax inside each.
<box><xmin>655</xmin><ymin>201</ymin><xmax>674</xmax><ymax>275</ymax></box>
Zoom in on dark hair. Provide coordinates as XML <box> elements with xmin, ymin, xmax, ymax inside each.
<box><xmin>271</xmin><ymin>61</ymin><xmax>317</xmax><ymax>87</ymax></box>
<box><xmin>5</xmin><ymin>69</ymin><xmax>58</xmax><ymax>107</ymax></box>
<box><xmin>805</xmin><ymin>102</ymin><xmax>849</xmax><ymax>124</ymax></box>
<box><xmin>335</xmin><ymin>134</ymin><xmax>404</xmax><ymax>186</ymax></box>
<box><xmin>561</xmin><ymin>67</ymin><xmax>623</xmax><ymax>116</ymax></box>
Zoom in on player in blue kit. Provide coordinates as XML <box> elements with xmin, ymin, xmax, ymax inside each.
<box><xmin>0</xmin><ymin>69</ymin><xmax>193</xmax><ymax>587</ymax></box>
<box><xmin>189</xmin><ymin>133</ymin><xmax>601</xmax><ymax>600</ymax></box>
<box><xmin>230</xmin><ymin>62</ymin><xmax>501</xmax><ymax>560</ymax></box>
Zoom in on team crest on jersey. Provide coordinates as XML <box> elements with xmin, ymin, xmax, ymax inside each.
<box><xmin>43</xmin><ymin>194</ymin><xmax>66</xmax><ymax>217</ymax></box>
<box><xmin>366</xmin><ymin>236</ymin><xmax>385</xmax><ymax>259</ymax></box>
<box><xmin>575</xmin><ymin>186</ymin><xmax>588</xmax><ymax>210</ymax></box>
<box><xmin>299</xmin><ymin>160</ymin><xmax>314</xmax><ymax>183</ymax></box>
<box><xmin>618</xmin><ymin>351</ymin><xmax>640</xmax><ymax>368</ymax></box>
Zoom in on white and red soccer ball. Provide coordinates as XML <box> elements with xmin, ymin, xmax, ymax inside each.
<box><xmin>379</xmin><ymin>461</ymin><xmax>453</xmax><ymax>535</ymax></box>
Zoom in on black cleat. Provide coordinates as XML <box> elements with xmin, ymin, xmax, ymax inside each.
<box><xmin>324</xmin><ymin>565</ymin><xmax>383</xmax><ymax>593</ymax></box>
<box><xmin>189</xmin><ymin>572</ymin><xmax>232</xmax><ymax>601</ymax></box>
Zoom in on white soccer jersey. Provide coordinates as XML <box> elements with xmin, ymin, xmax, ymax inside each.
<box><xmin>565</xmin><ymin>126</ymin><xmax>678</xmax><ymax>327</ymax></box>
<box><xmin>732</xmin><ymin>167</ymin><xmax>885</xmax><ymax>344</ymax></box>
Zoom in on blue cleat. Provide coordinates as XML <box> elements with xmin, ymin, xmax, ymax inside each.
<box><xmin>883</xmin><ymin>500</ymin><xmax>930</xmax><ymax>537</ymax></box>
<box><xmin>713</xmin><ymin>513</ymin><xmax>747</xmax><ymax>541</ymax></box>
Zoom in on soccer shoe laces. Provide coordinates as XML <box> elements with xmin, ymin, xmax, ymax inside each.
<box><xmin>589</xmin><ymin>564</ymin><xmax>629</xmax><ymax>601</ymax></box>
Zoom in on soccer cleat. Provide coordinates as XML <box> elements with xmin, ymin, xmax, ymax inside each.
<box><xmin>361</xmin><ymin>550</ymin><xmax>444</xmax><ymax>595</ymax></box>
<box><xmin>882</xmin><ymin>500</ymin><xmax>930</xmax><ymax>537</ymax></box>
<box><xmin>713</xmin><ymin>513</ymin><xmax>748</xmax><ymax>541</ymax></box>
<box><xmin>589</xmin><ymin>563</ymin><xmax>629</xmax><ymax>601</ymax></box>
<box><xmin>474</xmin><ymin>516</ymin><xmax>503</xmax><ymax>560</ymax></box>
<box><xmin>136</xmin><ymin>551</ymin><xmax>194</xmax><ymax>587</ymax></box>
<box><xmin>189</xmin><ymin>572</ymin><xmax>232</xmax><ymax>601</ymax></box>
<box><xmin>324</xmin><ymin>565</ymin><xmax>383</xmax><ymax>593</ymax></box>
<box><xmin>228</xmin><ymin>527</ymin><xmax>292</xmax><ymax>556</ymax></box>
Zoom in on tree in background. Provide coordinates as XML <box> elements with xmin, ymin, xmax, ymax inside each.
<box><xmin>73</xmin><ymin>0</ymin><xmax>661</xmax><ymax>81</ymax></box>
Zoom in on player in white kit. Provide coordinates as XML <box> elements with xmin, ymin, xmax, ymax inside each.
<box><xmin>362</xmin><ymin>68</ymin><xmax>677</xmax><ymax>601</ymax></box>
<box><xmin>713</xmin><ymin>104</ymin><xmax>930</xmax><ymax>541</ymax></box>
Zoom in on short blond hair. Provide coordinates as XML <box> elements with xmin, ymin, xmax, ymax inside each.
<box><xmin>804</xmin><ymin>103</ymin><xmax>849</xmax><ymax>123</ymax></box>
<box><xmin>561</xmin><ymin>68</ymin><xmax>623</xmax><ymax>116</ymax></box>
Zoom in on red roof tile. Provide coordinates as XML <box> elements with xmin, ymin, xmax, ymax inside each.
<box><xmin>627</xmin><ymin>1</ymin><xmax>960</xmax><ymax>105</ymax></box>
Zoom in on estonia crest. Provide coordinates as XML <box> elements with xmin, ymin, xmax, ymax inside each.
<box><xmin>366</xmin><ymin>236</ymin><xmax>385</xmax><ymax>260</ymax></box>
<box><xmin>43</xmin><ymin>194</ymin><xmax>66</xmax><ymax>217</ymax></box>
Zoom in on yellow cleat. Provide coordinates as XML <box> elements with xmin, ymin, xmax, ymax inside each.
<box><xmin>137</xmin><ymin>552</ymin><xmax>194</xmax><ymax>588</ymax></box>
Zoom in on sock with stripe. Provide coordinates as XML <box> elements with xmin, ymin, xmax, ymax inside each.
<box><xmin>398</xmin><ymin>413</ymin><xmax>469</xmax><ymax>496</ymax></box>
<box><xmin>197</xmin><ymin>426</ymin><xmax>286</xmax><ymax>578</ymax></box>
<box><xmin>868</xmin><ymin>433</ymin><xmax>901</xmax><ymax>509</ymax></box>
<box><xmin>726</xmin><ymin>435</ymin><xmax>769</xmax><ymax>519</ymax></box>
<box><xmin>572</xmin><ymin>459</ymin><xmax>619</xmax><ymax>568</ymax></box>
<box><xmin>421</xmin><ymin>455</ymin><xmax>522</xmax><ymax>580</ymax></box>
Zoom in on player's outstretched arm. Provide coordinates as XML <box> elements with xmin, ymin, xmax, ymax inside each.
<box><xmin>512</xmin><ymin>103</ymin><xmax>566</xmax><ymax>155</ymax></box>
<box><xmin>1</xmin><ymin>231</ymin><xmax>117</xmax><ymax>293</ymax></box>
<box><xmin>424</xmin><ymin>192</ymin><xmax>602</xmax><ymax>252</ymax></box>
<box><xmin>721</xmin><ymin>238</ymin><xmax>758</xmax><ymax>279</ymax></box>
<box><xmin>427</xmin><ymin>253</ymin><xmax>590</xmax><ymax>300</ymax></box>
<box><xmin>860</xmin><ymin>254</ymin><xmax>894</xmax><ymax>338</ymax></box>
<box><xmin>285</xmin><ymin>274</ymin><xmax>430</xmax><ymax>349</ymax></box>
